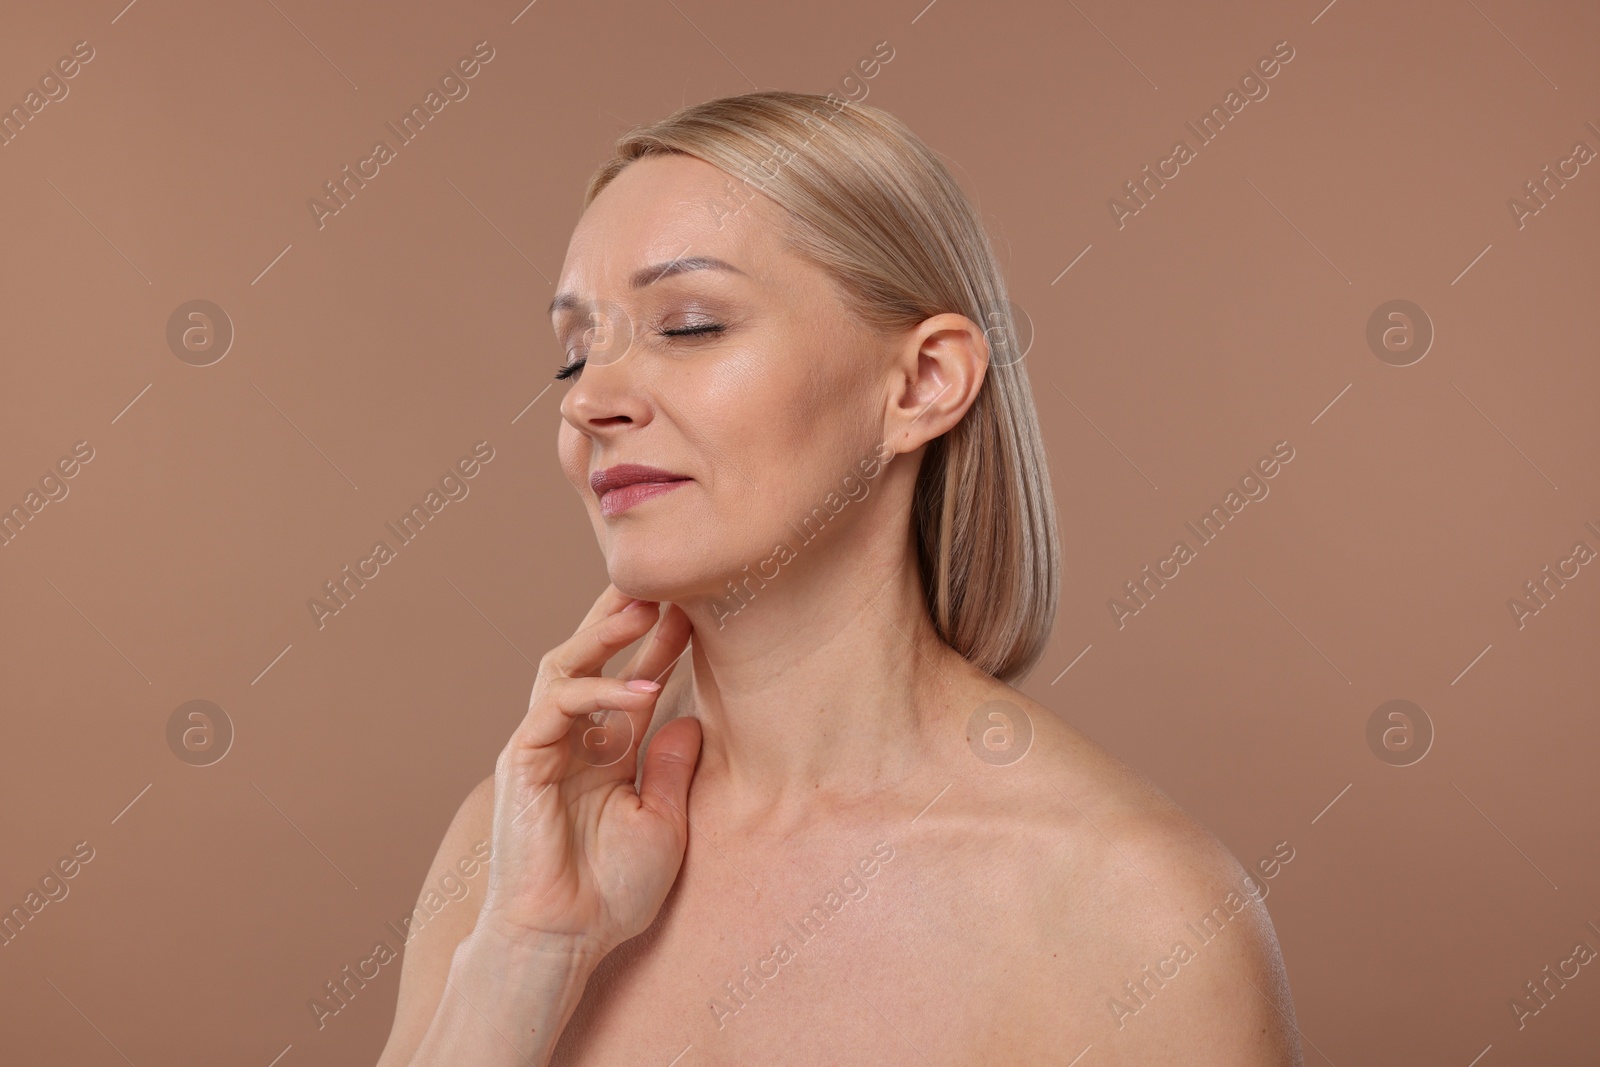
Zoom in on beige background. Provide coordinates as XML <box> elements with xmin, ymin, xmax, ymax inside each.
<box><xmin>1</xmin><ymin>0</ymin><xmax>1596</xmax><ymax>1063</ymax></box>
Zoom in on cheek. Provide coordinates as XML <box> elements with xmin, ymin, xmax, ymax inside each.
<box><xmin>724</xmin><ymin>399</ymin><xmax>874</xmax><ymax>529</ymax></box>
<box><xmin>667</xmin><ymin>351</ymin><xmax>784</xmax><ymax>471</ymax></box>
<box><xmin>700</xmin><ymin>346</ymin><xmax>833</xmax><ymax>449</ymax></box>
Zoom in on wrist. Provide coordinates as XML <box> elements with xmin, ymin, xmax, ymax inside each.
<box><xmin>409</xmin><ymin>924</ymin><xmax>603</xmax><ymax>1066</ymax></box>
<box><xmin>470</xmin><ymin>915</ymin><xmax>611</xmax><ymax>974</ymax></box>
<box><xmin>445</xmin><ymin>924</ymin><xmax>602</xmax><ymax>1051</ymax></box>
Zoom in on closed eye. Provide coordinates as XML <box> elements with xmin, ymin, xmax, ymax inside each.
<box><xmin>555</xmin><ymin>323</ymin><xmax>725</xmax><ymax>381</ymax></box>
<box><xmin>661</xmin><ymin>323</ymin><xmax>724</xmax><ymax>338</ymax></box>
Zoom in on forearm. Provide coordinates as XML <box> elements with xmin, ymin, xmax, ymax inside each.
<box><xmin>407</xmin><ymin>925</ymin><xmax>602</xmax><ymax>1067</ymax></box>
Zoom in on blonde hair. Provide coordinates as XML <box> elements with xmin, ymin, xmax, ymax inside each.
<box><xmin>582</xmin><ymin>91</ymin><xmax>1060</xmax><ymax>684</ymax></box>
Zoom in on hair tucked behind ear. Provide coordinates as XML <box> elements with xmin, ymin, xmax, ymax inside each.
<box><xmin>582</xmin><ymin>90</ymin><xmax>1061</xmax><ymax>685</ymax></box>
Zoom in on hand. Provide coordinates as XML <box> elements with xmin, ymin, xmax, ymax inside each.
<box><xmin>478</xmin><ymin>584</ymin><xmax>700</xmax><ymax>961</ymax></box>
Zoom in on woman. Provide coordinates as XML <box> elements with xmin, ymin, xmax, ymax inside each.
<box><xmin>378</xmin><ymin>90</ymin><xmax>1302</xmax><ymax>1065</ymax></box>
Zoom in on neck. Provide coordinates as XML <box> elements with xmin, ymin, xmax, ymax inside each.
<box><xmin>663</xmin><ymin>514</ymin><xmax>976</xmax><ymax>832</ymax></box>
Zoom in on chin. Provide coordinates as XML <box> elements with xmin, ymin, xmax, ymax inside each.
<box><xmin>600</xmin><ymin>535</ymin><xmax>766</xmax><ymax>607</ymax></box>
<box><xmin>600</xmin><ymin>548</ymin><xmax>715</xmax><ymax>605</ymax></box>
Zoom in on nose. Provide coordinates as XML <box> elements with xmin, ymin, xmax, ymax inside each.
<box><xmin>558</xmin><ymin>349</ymin><xmax>653</xmax><ymax>437</ymax></box>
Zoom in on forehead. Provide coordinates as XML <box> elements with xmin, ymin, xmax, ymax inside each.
<box><xmin>554</xmin><ymin>153</ymin><xmax>788</xmax><ymax>303</ymax></box>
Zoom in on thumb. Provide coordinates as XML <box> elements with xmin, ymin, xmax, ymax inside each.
<box><xmin>637</xmin><ymin>716</ymin><xmax>702</xmax><ymax>831</ymax></box>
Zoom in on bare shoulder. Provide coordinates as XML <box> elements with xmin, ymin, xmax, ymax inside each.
<box><xmin>961</xmin><ymin>683</ymin><xmax>1304</xmax><ymax>1065</ymax></box>
<box><xmin>374</xmin><ymin>773</ymin><xmax>497</xmax><ymax>1067</ymax></box>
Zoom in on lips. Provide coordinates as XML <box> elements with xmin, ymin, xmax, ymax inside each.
<box><xmin>590</xmin><ymin>464</ymin><xmax>689</xmax><ymax>495</ymax></box>
<box><xmin>590</xmin><ymin>464</ymin><xmax>691</xmax><ymax>516</ymax></box>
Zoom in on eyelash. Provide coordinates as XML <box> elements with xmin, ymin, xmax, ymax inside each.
<box><xmin>555</xmin><ymin>322</ymin><xmax>725</xmax><ymax>380</ymax></box>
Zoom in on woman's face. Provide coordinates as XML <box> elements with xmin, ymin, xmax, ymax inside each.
<box><xmin>553</xmin><ymin>153</ymin><xmax>896</xmax><ymax>604</ymax></box>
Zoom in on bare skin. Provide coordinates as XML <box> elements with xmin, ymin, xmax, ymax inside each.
<box><xmin>377</xmin><ymin>152</ymin><xmax>1303</xmax><ymax>1066</ymax></box>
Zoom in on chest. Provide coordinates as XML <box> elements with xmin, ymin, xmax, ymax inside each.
<box><xmin>547</xmin><ymin>831</ymin><xmax>1094</xmax><ymax>1065</ymax></box>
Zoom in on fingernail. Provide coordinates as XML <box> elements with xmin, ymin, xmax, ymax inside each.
<box><xmin>625</xmin><ymin>598</ymin><xmax>655</xmax><ymax>612</ymax></box>
<box><xmin>626</xmin><ymin>678</ymin><xmax>661</xmax><ymax>692</ymax></box>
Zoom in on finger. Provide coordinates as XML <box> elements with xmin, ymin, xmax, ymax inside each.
<box><xmin>513</xmin><ymin>676</ymin><xmax>664</xmax><ymax>751</ymax></box>
<box><xmin>575</xmin><ymin>583</ymin><xmax>638</xmax><ymax>632</ymax></box>
<box><xmin>620</xmin><ymin>602</ymin><xmax>694</xmax><ymax>687</ymax></box>
<box><xmin>636</xmin><ymin>715</ymin><xmax>703</xmax><ymax>829</ymax></box>
<box><xmin>542</xmin><ymin>598</ymin><xmax>660</xmax><ymax>680</ymax></box>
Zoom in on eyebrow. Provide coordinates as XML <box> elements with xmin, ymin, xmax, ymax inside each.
<box><xmin>547</xmin><ymin>255</ymin><xmax>749</xmax><ymax>317</ymax></box>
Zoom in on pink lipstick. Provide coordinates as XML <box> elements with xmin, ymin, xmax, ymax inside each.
<box><xmin>590</xmin><ymin>464</ymin><xmax>691</xmax><ymax>517</ymax></box>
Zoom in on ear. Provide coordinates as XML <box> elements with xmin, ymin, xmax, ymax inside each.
<box><xmin>884</xmin><ymin>312</ymin><xmax>988</xmax><ymax>455</ymax></box>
